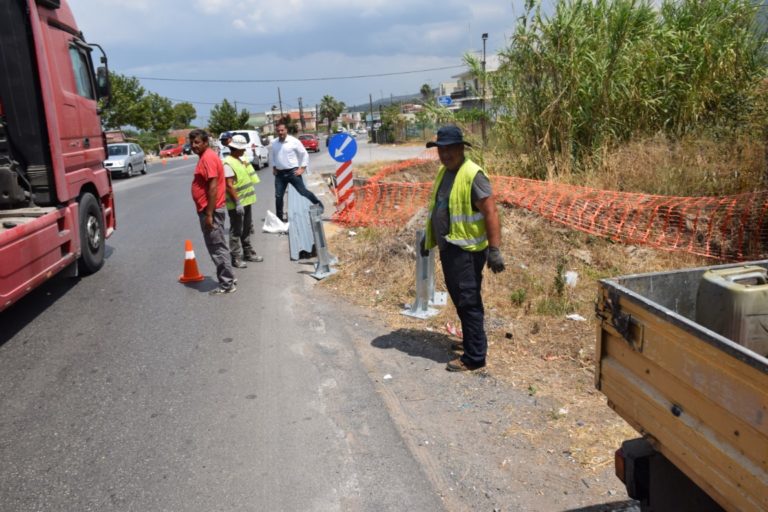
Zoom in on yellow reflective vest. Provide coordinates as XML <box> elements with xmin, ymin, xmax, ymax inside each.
<box><xmin>425</xmin><ymin>159</ymin><xmax>489</xmax><ymax>252</ymax></box>
<box><xmin>224</xmin><ymin>155</ymin><xmax>260</xmax><ymax>210</ymax></box>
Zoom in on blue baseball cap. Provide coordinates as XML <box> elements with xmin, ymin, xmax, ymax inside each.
<box><xmin>219</xmin><ymin>131</ymin><xmax>233</xmax><ymax>141</ymax></box>
<box><xmin>426</xmin><ymin>125</ymin><xmax>472</xmax><ymax>148</ymax></box>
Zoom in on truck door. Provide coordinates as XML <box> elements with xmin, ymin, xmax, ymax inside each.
<box><xmin>44</xmin><ymin>24</ymin><xmax>103</xmax><ymax>185</ymax></box>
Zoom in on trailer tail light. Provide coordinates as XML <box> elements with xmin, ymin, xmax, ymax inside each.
<box><xmin>614</xmin><ymin>448</ymin><xmax>627</xmax><ymax>484</ymax></box>
<box><xmin>0</xmin><ymin>98</ymin><xmax>4</xmax><ymax>117</ymax></box>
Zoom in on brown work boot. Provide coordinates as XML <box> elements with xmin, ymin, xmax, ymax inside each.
<box><xmin>446</xmin><ymin>358</ymin><xmax>485</xmax><ymax>372</ymax></box>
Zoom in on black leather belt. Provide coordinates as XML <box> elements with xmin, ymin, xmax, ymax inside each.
<box><xmin>276</xmin><ymin>167</ymin><xmax>297</xmax><ymax>172</ymax></box>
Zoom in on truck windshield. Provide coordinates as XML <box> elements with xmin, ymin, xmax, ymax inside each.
<box><xmin>108</xmin><ymin>145</ymin><xmax>128</xmax><ymax>156</ymax></box>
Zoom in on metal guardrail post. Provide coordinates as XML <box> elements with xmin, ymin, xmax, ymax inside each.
<box><xmin>427</xmin><ymin>254</ymin><xmax>448</xmax><ymax>306</ymax></box>
<box><xmin>309</xmin><ymin>205</ymin><xmax>337</xmax><ymax>280</ymax></box>
<box><xmin>402</xmin><ymin>229</ymin><xmax>439</xmax><ymax>319</ymax></box>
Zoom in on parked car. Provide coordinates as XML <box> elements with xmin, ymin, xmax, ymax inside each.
<box><xmin>218</xmin><ymin>130</ymin><xmax>269</xmax><ymax>168</ymax></box>
<box><xmin>105</xmin><ymin>142</ymin><xmax>147</xmax><ymax>178</ymax></box>
<box><xmin>298</xmin><ymin>134</ymin><xmax>319</xmax><ymax>153</ymax></box>
<box><xmin>159</xmin><ymin>143</ymin><xmax>183</xmax><ymax>158</ymax></box>
<box><xmin>182</xmin><ymin>142</ymin><xmax>192</xmax><ymax>155</ymax></box>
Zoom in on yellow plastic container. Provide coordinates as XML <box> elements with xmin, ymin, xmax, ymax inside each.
<box><xmin>695</xmin><ymin>265</ymin><xmax>768</xmax><ymax>357</ymax></box>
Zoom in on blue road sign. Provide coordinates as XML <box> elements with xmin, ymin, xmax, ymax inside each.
<box><xmin>437</xmin><ymin>95</ymin><xmax>453</xmax><ymax>107</ymax></box>
<box><xmin>328</xmin><ymin>133</ymin><xmax>357</xmax><ymax>163</ymax></box>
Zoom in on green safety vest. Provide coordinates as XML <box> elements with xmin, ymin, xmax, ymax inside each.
<box><xmin>224</xmin><ymin>155</ymin><xmax>260</xmax><ymax>209</ymax></box>
<box><xmin>425</xmin><ymin>159</ymin><xmax>489</xmax><ymax>252</ymax></box>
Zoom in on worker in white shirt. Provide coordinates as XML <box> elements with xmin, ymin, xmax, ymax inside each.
<box><xmin>270</xmin><ymin>122</ymin><xmax>323</xmax><ymax>221</ymax></box>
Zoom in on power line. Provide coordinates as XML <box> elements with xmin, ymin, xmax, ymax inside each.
<box><xmin>136</xmin><ymin>64</ymin><xmax>465</xmax><ymax>83</ymax></box>
<box><xmin>167</xmin><ymin>96</ymin><xmax>275</xmax><ymax>107</ymax></box>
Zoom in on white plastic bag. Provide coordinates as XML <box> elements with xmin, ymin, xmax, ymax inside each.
<box><xmin>262</xmin><ymin>210</ymin><xmax>289</xmax><ymax>234</ymax></box>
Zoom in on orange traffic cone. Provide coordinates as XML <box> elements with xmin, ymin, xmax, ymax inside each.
<box><xmin>179</xmin><ymin>239</ymin><xmax>204</xmax><ymax>283</ymax></box>
<box><xmin>162</xmin><ymin>158</ymin><xmax>167</xmax><ymax>166</ymax></box>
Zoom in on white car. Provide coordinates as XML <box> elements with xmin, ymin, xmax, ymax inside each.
<box><xmin>219</xmin><ymin>130</ymin><xmax>269</xmax><ymax>168</ymax></box>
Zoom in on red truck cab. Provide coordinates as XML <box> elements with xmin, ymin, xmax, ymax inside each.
<box><xmin>0</xmin><ymin>0</ymin><xmax>116</xmax><ymax>311</ymax></box>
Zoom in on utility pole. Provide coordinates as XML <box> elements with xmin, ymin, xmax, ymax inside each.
<box><xmin>315</xmin><ymin>104</ymin><xmax>319</xmax><ymax>134</ymax></box>
<box><xmin>369</xmin><ymin>94</ymin><xmax>374</xmax><ymax>131</ymax></box>
<box><xmin>278</xmin><ymin>87</ymin><xmax>283</xmax><ymax>117</ymax></box>
<box><xmin>298</xmin><ymin>97</ymin><xmax>306</xmax><ymax>131</ymax></box>
<box><xmin>481</xmin><ymin>32</ymin><xmax>488</xmax><ymax>145</ymax></box>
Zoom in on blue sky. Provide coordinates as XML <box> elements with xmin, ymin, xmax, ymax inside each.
<box><xmin>69</xmin><ymin>0</ymin><xmax>530</xmax><ymax>125</ymax></box>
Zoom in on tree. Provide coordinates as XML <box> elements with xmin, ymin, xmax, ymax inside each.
<box><xmin>172</xmin><ymin>102</ymin><xmax>197</xmax><ymax>129</ymax></box>
<box><xmin>420</xmin><ymin>83</ymin><xmax>434</xmax><ymax>103</ymax></box>
<box><xmin>99</xmin><ymin>72</ymin><xmax>151</xmax><ymax>130</ymax></box>
<box><xmin>208</xmin><ymin>99</ymin><xmax>250</xmax><ymax>136</ymax></box>
<box><xmin>319</xmin><ymin>95</ymin><xmax>345</xmax><ymax>135</ymax></box>
<box><xmin>414</xmin><ymin>109</ymin><xmax>434</xmax><ymax>138</ymax></box>
<box><xmin>145</xmin><ymin>93</ymin><xmax>174</xmax><ymax>135</ymax></box>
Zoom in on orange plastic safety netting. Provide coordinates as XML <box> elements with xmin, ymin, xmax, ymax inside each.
<box><xmin>332</xmin><ymin>155</ymin><xmax>768</xmax><ymax>261</ymax></box>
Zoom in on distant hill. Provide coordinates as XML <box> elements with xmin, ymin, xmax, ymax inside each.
<box><xmin>346</xmin><ymin>92</ymin><xmax>425</xmax><ymax>112</ymax></box>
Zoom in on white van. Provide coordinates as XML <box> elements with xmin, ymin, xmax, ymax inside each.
<box><xmin>219</xmin><ymin>130</ymin><xmax>269</xmax><ymax>169</ymax></box>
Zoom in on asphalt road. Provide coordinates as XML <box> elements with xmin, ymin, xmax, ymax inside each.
<box><xmin>0</xmin><ymin>140</ymin><xmax>443</xmax><ymax>511</ymax></box>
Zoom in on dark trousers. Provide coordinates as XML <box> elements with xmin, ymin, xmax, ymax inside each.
<box><xmin>440</xmin><ymin>243</ymin><xmax>488</xmax><ymax>365</ymax></box>
<box><xmin>228</xmin><ymin>204</ymin><xmax>254</xmax><ymax>261</ymax></box>
<box><xmin>198</xmin><ymin>208</ymin><xmax>235</xmax><ymax>288</ymax></box>
<box><xmin>274</xmin><ymin>168</ymin><xmax>320</xmax><ymax>219</ymax></box>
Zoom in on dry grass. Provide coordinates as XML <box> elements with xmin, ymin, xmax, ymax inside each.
<box><xmin>321</xmin><ymin>148</ymin><xmax>722</xmax><ymax>468</ymax></box>
<box><xmin>480</xmin><ymin>133</ymin><xmax>766</xmax><ymax>197</ymax></box>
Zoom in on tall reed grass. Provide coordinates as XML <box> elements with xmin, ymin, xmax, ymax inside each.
<box><xmin>487</xmin><ymin>0</ymin><xmax>767</xmax><ymax>178</ymax></box>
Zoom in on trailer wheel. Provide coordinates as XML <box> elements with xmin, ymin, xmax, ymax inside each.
<box><xmin>78</xmin><ymin>192</ymin><xmax>105</xmax><ymax>274</ymax></box>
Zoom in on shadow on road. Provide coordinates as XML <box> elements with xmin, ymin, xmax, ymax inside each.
<box><xmin>370</xmin><ymin>328</ymin><xmax>456</xmax><ymax>364</ymax></box>
<box><xmin>0</xmin><ymin>274</ymin><xmax>78</xmax><ymax>347</ymax></box>
<box><xmin>180</xmin><ymin>277</ymin><xmax>221</xmax><ymax>293</ymax></box>
<box><xmin>563</xmin><ymin>499</ymin><xmax>639</xmax><ymax>512</ymax></box>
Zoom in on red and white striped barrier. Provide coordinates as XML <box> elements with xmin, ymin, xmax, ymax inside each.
<box><xmin>335</xmin><ymin>160</ymin><xmax>355</xmax><ymax>213</ymax></box>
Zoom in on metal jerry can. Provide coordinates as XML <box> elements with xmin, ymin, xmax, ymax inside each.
<box><xmin>695</xmin><ymin>265</ymin><xmax>768</xmax><ymax>357</ymax></box>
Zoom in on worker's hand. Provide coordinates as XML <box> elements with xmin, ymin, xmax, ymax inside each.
<box><xmin>487</xmin><ymin>247</ymin><xmax>505</xmax><ymax>273</ymax></box>
<box><xmin>235</xmin><ymin>202</ymin><xmax>245</xmax><ymax>216</ymax></box>
<box><xmin>204</xmin><ymin>214</ymin><xmax>214</xmax><ymax>232</ymax></box>
<box><xmin>419</xmin><ymin>234</ymin><xmax>430</xmax><ymax>258</ymax></box>
<box><xmin>272</xmin><ymin>167</ymin><xmax>277</xmax><ymax>176</ymax></box>
<box><xmin>294</xmin><ymin>167</ymin><xmax>306</xmax><ymax>176</ymax></box>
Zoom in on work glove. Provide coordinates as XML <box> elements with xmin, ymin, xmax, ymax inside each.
<box><xmin>487</xmin><ymin>247</ymin><xmax>505</xmax><ymax>273</ymax></box>
<box><xmin>419</xmin><ymin>234</ymin><xmax>430</xmax><ymax>258</ymax></box>
<box><xmin>235</xmin><ymin>202</ymin><xmax>245</xmax><ymax>216</ymax></box>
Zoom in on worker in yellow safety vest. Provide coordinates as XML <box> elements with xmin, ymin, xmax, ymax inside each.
<box><xmin>422</xmin><ymin>125</ymin><xmax>505</xmax><ymax>372</ymax></box>
<box><xmin>223</xmin><ymin>134</ymin><xmax>263</xmax><ymax>267</ymax></box>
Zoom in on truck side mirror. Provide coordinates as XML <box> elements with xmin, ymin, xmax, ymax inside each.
<box><xmin>96</xmin><ymin>66</ymin><xmax>110</xmax><ymax>104</ymax></box>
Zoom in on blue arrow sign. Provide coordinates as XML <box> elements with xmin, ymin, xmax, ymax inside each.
<box><xmin>437</xmin><ymin>95</ymin><xmax>453</xmax><ymax>107</ymax></box>
<box><xmin>328</xmin><ymin>133</ymin><xmax>357</xmax><ymax>163</ymax></box>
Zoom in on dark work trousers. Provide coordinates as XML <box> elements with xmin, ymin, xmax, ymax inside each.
<box><xmin>440</xmin><ymin>243</ymin><xmax>488</xmax><ymax>366</ymax></box>
<box><xmin>274</xmin><ymin>168</ymin><xmax>320</xmax><ymax>220</ymax></box>
<box><xmin>227</xmin><ymin>204</ymin><xmax>254</xmax><ymax>262</ymax></box>
<box><xmin>198</xmin><ymin>208</ymin><xmax>235</xmax><ymax>289</ymax></box>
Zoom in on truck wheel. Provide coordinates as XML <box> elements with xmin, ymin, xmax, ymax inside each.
<box><xmin>124</xmin><ymin>164</ymin><xmax>133</xmax><ymax>178</ymax></box>
<box><xmin>141</xmin><ymin>161</ymin><xmax>147</xmax><ymax>175</ymax></box>
<box><xmin>78</xmin><ymin>192</ymin><xmax>105</xmax><ymax>274</ymax></box>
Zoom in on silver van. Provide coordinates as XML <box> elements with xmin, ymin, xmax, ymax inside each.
<box><xmin>219</xmin><ymin>130</ymin><xmax>269</xmax><ymax>169</ymax></box>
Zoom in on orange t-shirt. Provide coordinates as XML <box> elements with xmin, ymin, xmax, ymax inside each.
<box><xmin>191</xmin><ymin>148</ymin><xmax>226</xmax><ymax>212</ymax></box>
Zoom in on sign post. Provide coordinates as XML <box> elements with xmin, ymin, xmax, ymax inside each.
<box><xmin>328</xmin><ymin>133</ymin><xmax>358</xmax><ymax>213</ymax></box>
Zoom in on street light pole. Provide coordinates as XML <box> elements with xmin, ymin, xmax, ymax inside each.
<box><xmin>481</xmin><ymin>32</ymin><xmax>488</xmax><ymax>145</ymax></box>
